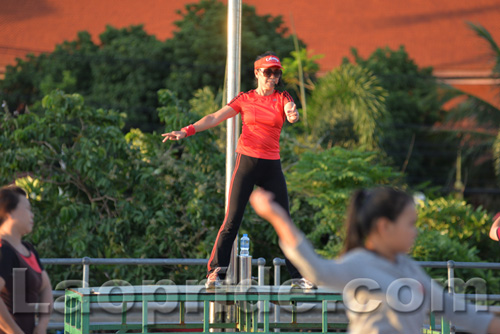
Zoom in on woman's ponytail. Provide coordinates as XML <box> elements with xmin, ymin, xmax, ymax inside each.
<box><xmin>343</xmin><ymin>189</ymin><xmax>368</xmax><ymax>253</ymax></box>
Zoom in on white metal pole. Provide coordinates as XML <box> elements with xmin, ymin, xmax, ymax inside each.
<box><xmin>211</xmin><ymin>1</ymin><xmax>241</xmax><ymax>332</ymax></box>
<box><xmin>225</xmin><ymin>0</ymin><xmax>242</xmax><ymax>286</ymax></box>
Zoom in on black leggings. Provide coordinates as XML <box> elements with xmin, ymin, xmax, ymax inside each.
<box><xmin>207</xmin><ymin>153</ymin><xmax>301</xmax><ymax>279</ymax></box>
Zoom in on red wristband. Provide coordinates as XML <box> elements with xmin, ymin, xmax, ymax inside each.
<box><xmin>181</xmin><ymin>124</ymin><xmax>196</xmax><ymax>137</ymax></box>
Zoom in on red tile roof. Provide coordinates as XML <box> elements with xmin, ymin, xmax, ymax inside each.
<box><xmin>252</xmin><ymin>0</ymin><xmax>500</xmax><ymax>72</ymax></box>
<box><xmin>1</xmin><ymin>0</ymin><xmax>500</xmax><ymax>105</ymax></box>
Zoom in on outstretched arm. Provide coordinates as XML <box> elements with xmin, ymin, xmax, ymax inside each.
<box><xmin>249</xmin><ymin>188</ymin><xmax>355</xmax><ymax>289</ymax></box>
<box><xmin>162</xmin><ymin>105</ymin><xmax>238</xmax><ymax>142</ymax></box>
<box><xmin>488</xmin><ymin>213</ymin><xmax>500</xmax><ymax>241</ymax></box>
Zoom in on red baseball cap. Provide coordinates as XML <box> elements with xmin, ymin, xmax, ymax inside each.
<box><xmin>494</xmin><ymin>212</ymin><xmax>500</xmax><ymax>221</ymax></box>
<box><xmin>254</xmin><ymin>55</ymin><xmax>282</xmax><ymax>69</ymax></box>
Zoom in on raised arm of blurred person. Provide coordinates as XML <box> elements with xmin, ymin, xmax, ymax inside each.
<box><xmin>249</xmin><ymin>188</ymin><xmax>301</xmax><ymax>248</ymax></box>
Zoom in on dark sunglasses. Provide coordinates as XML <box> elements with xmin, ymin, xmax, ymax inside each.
<box><xmin>259</xmin><ymin>68</ymin><xmax>282</xmax><ymax>77</ymax></box>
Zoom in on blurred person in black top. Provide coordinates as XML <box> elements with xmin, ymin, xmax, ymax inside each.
<box><xmin>0</xmin><ymin>185</ymin><xmax>53</xmax><ymax>334</ymax></box>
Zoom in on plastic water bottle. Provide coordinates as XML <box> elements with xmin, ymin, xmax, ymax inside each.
<box><xmin>240</xmin><ymin>234</ymin><xmax>250</xmax><ymax>256</ymax></box>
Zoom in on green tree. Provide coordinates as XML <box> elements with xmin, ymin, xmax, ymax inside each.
<box><xmin>307</xmin><ymin>64</ymin><xmax>388</xmax><ymax>150</ymax></box>
<box><xmin>285</xmin><ymin>147</ymin><xmax>404</xmax><ymax>257</ymax></box>
<box><xmin>0</xmin><ymin>89</ymin><xmax>227</xmax><ymax>285</ymax></box>
<box><xmin>87</xmin><ymin>25</ymin><xmax>169</xmax><ymax>132</ymax></box>
<box><xmin>281</xmin><ymin>49</ymin><xmax>322</xmax><ymax>106</ymax></box>
<box><xmin>0</xmin><ymin>26</ymin><xmax>169</xmax><ymax>132</ymax></box>
<box><xmin>413</xmin><ymin>197</ymin><xmax>500</xmax><ymax>291</ymax></box>
<box><xmin>344</xmin><ymin>46</ymin><xmax>452</xmax><ymax>186</ymax></box>
<box><xmin>1</xmin><ymin>0</ymin><xmax>307</xmax><ymax>133</ymax></box>
<box><xmin>0</xmin><ymin>31</ymin><xmax>97</xmax><ymax>111</ymax></box>
<box><xmin>164</xmin><ymin>0</ymin><xmax>305</xmax><ymax>99</ymax></box>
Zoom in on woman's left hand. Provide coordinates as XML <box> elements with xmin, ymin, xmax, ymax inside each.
<box><xmin>285</xmin><ymin>104</ymin><xmax>299</xmax><ymax>123</ymax></box>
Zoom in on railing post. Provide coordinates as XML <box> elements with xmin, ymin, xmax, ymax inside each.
<box><xmin>273</xmin><ymin>258</ymin><xmax>282</xmax><ymax>286</ymax></box>
<box><xmin>82</xmin><ymin>257</ymin><xmax>91</xmax><ymax>288</ymax></box>
<box><xmin>273</xmin><ymin>258</ymin><xmax>282</xmax><ymax>331</ymax></box>
<box><xmin>257</xmin><ymin>258</ymin><xmax>266</xmax><ymax>286</ymax></box>
<box><xmin>447</xmin><ymin>260</ymin><xmax>455</xmax><ymax>334</ymax></box>
<box><xmin>257</xmin><ymin>258</ymin><xmax>266</xmax><ymax>324</ymax></box>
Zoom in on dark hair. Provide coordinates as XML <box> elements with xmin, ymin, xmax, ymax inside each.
<box><xmin>0</xmin><ymin>186</ymin><xmax>27</xmax><ymax>225</ymax></box>
<box><xmin>343</xmin><ymin>187</ymin><xmax>414</xmax><ymax>253</ymax></box>
<box><xmin>254</xmin><ymin>51</ymin><xmax>283</xmax><ymax>88</ymax></box>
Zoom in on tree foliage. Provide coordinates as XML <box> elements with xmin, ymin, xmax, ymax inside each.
<box><xmin>307</xmin><ymin>64</ymin><xmax>388</xmax><ymax>150</ymax></box>
<box><xmin>0</xmin><ymin>0</ymin><xmax>304</xmax><ymax>132</ymax></box>
<box><xmin>2</xmin><ymin>87</ymin><xmax>499</xmax><ymax>290</ymax></box>
<box><xmin>0</xmin><ymin>27</ymin><xmax>168</xmax><ymax>133</ymax></box>
<box><xmin>2</xmin><ymin>0</ymin><xmax>500</xmax><ymax>292</ymax></box>
<box><xmin>281</xmin><ymin>49</ymin><xmax>322</xmax><ymax>110</ymax></box>
<box><xmin>0</xmin><ymin>90</ymin><xmax>228</xmax><ymax>285</ymax></box>
<box><xmin>283</xmin><ymin>146</ymin><xmax>500</xmax><ymax>290</ymax></box>
<box><xmin>343</xmin><ymin>46</ymin><xmax>454</xmax><ymax>186</ymax></box>
<box><xmin>286</xmin><ymin>147</ymin><xmax>404</xmax><ymax>256</ymax></box>
<box><xmin>164</xmin><ymin>0</ymin><xmax>305</xmax><ymax>100</ymax></box>
<box><xmin>413</xmin><ymin>197</ymin><xmax>500</xmax><ymax>290</ymax></box>
<box><xmin>467</xmin><ymin>22</ymin><xmax>500</xmax><ymax>76</ymax></box>
<box><xmin>86</xmin><ymin>25</ymin><xmax>169</xmax><ymax>132</ymax></box>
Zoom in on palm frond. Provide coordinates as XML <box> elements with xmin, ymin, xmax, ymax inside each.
<box><xmin>467</xmin><ymin>22</ymin><xmax>500</xmax><ymax>55</ymax></box>
<box><xmin>467</xmin><ymin>21</ymin><xmax>500</xmax><ymax>74</ymax></box>
<box><xmin>438</xmin><ymin>82</ymin><xmax>466</xmax><ymax>105</ymax></box>
<box><xmin>445</xmin><ymin>89</ymin><xmax>500</xmax><ymax>129</ymax></box>
<box><xmin>308</xmin><ymin>64</ymin><xmax>388</xmax><ymax>150</ymax></box>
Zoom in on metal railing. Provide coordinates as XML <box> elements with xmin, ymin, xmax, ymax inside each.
<box><xmin>42</xmin><ymin>257</ymin><xmax>500</xmax><ymax>332</ymax></box>
<box><xmin>41</xmin><ymin>257</ymin><xmax>267</xmax><ymax>296</ymax></box>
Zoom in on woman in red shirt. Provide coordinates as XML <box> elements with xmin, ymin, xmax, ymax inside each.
<box><xmin>162</xmin><ymin>52</ymin><xmax>313</xmax><ymax>289</ymax></box>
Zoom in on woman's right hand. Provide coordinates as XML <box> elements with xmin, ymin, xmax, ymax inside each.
<box><xmin>162</xmin><ymin>131</ymin><xmax>187</xmax><ymax>142</ymax></box>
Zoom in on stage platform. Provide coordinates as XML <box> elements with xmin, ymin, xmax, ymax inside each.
<box><xmin>64</xmin><ymin>285</ymin><xmax>448</xmax><ymax>333</ymax></box>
